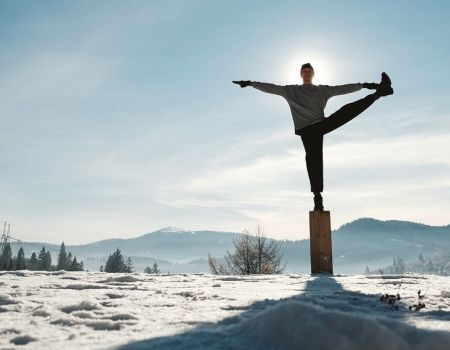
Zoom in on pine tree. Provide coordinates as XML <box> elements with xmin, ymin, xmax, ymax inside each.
<box><xmin>99</xmin><ymin>264</ymin><xmax>104</xmax><ymax>272</ymax></box>
<box><xmin>124</xmin><ymin>256</ymin><xmax>134</xmax><ymax>273</ymax></box>
<box><xmin>104</xmin><ymin>254</ymin><xmax>112</xmax><ymax>272</ymax></box>
<box><xmin>419</xmin><ymin>252</ymin><xmax>425</xmax><ymax>264</ymax></box>
<box><xmin>152</xmin><ymin>261</ymin><xmax>160</xmax><ymax>273</ymax></box>
<box><xmin>104</xmin><ymin>249</ymin><xmax>125</xmax><ymax>273</ymax></box>
<box><xmin>66</xmin><ymin>252</ymin><xmax>73</xmax><ymax>270</ymax></box>
<box><xmin>7</xmin><ymin>256</ymin><xmax>15</xmax><ymax>270</ymax></box>
<box><xmin>38</xmin><ymin>246</ymin><xmax>47</xmax><ymax>270</ymax></box>
<box><xmin>69</xmin><ymin>256</ymin><xmax>84</xmax><ymax>271</ymax></box>
<box><xmin>113</xmin><ymin>249</ymin><xmax>125</xmax><ymax>272</ymax></box>
<box><xmin>16</xmin><ymin>247</ymin><xmax>26</xmax><ymax>270</ymax></box>
<box><xmin>144</xmin><ymin>262</ymin><xmax>160</xmax><ymax>274</ymax></box>
<box><xmin>44</xmin><ymin>250</ymin><xmax>52</xmax><ymax>270</ymax></box>
<box><xmin>29</xmin><ymin>252</ymin><xmax>38</xmax><ymax>270</ymax></box>
<box><xmin>57</xmin><ymin>242</ymin><xmax>68</xmax><ymax>270</ymax></box>
<box><xmin>71</xmin><ymin>257</ymin><xmax>78</xmax><ymax>271</ymax></box>
<box><xmin>0</xmin><ymin>242</ymin><xmax>13</xmax><ymax>270</ymax></box>
<box><xmin>427</xmin><ymin>258</ymin><xmax>433</xmax><ymax>273</ymax></box>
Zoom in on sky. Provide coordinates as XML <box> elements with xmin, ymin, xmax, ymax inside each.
<box><xmin>1</xmin><ymin>0</ymin><xmax>449</xmax><ymax>244</ymax></box>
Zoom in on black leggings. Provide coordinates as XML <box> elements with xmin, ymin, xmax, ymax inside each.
<box><xmin>296</xmin><ymin>93</ymin><xmax>377</xmax><ymax>193</ymax></box>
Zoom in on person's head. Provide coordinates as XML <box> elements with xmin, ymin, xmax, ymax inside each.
<box><xmin>300</xmin><ymin>63</ymin><xmax>314</xmax><ymax>84</ymax></box>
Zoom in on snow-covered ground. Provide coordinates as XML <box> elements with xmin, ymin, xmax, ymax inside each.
<box><xmin>1</xmin><ymin>271</ymin><xmax>450</xmax><ymax>349</ymax></box>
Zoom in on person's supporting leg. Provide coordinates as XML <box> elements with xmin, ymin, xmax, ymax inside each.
<box><xmin>296</xmin><ymin>90</ymin><xmax>384</xmax><ymax>209</ymax></box>
<box><xmin>314</xmin><ymin>92</ymin><xmax>379</xmax><ymax>135</ymax></box>
<box><xmin>300</xmin><ymin>131</ymin><xmax>324</xmax><ymax>193</ymax></box>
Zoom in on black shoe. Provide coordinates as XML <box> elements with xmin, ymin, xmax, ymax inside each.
<box><xmin>374</xmin><ymin>72</ymin><xmax>394</xmax><ymax>97</ymax></box>
<box><xmin>381</xmin><ymin>72</ymin><xmax>391</xmax><ymax>86</ymax></box>
<box><xmin>313</xmin><ymin>193</ymin><xmax>324</xmax><ymax>211</ymax></box>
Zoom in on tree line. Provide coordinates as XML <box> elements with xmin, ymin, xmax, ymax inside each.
<box><xmin>0</xmin><ymin>242</ymin><xmax>84</xmax><ymax>271</ymax></box>
<box><xmin>366</xmin><ymin>252</ymin><xmax>450</xmax><ymax>276</ymax></box>
<box><xmin>1</xmin><ymin>243</ymin><xmax>160</xmax><ymax>274</ymax></box>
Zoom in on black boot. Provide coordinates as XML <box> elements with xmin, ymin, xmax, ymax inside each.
<box><xmin>374</xmin><ymin>72</ymin><xmax>394</xmax><ymax>97</ymax></box>
<box><xmin>381</xmin><ymin>71</ymin><xmax>391</xmax><ymax>86</ymax></box>
<box><xmin>313</xmin><ymin>192</ymin><xmax>324</xmax><ymax>211</ymax></box>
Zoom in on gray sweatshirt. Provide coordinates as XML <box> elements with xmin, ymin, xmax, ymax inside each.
<box><xmin>250</xmin><ymin>81</ymin><xmax>363</xmax><ymax>133</ymax></box>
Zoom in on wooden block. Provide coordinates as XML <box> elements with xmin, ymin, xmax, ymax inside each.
<box><xmin>309</xmin><ymin>210</ymin><xmax>333</xmax><ymax>274</ymax></box>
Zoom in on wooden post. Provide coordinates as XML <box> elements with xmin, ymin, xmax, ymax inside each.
<box><xmin>309</xmin><ymin>210</ymin><xmax>333</xmax><ymax>274</ymax></box>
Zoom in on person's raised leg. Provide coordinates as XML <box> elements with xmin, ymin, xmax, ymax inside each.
<box><xmin>316</xmin><ymin>72</ymin><xmax>394</xmax><ymax>135</ymax></box>
<box><xmin>318</xmin><ymin>93</ymin><xmax>378</xmax><ymax>135</ymax></box>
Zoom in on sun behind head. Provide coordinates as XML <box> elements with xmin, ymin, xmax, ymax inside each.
<box><xmin>284</xmin><ymin>55</ymin><xmax>334</xmax><ymax>85</ymax></box>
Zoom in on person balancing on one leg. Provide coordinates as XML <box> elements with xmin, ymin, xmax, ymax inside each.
<box><xmin>233</xmin><ymin>63</ymin><xmax>394</xmax><ymax>211</ymax></box>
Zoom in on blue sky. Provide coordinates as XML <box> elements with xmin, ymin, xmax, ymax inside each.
<box><xmin>1</xmin><ymin>0</ymin><xmax>449</xmax><ymax>244</ymax></box>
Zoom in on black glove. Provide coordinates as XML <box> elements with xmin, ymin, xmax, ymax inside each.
<box><xmin>362</xmin><ymin>82</ymin><xmax>379</xmax><ymax>89</ymax></box>
<box><xmin>232</xmin><ymin>80</ymin><xmax>252</xmax><ymax>88</ymax></box>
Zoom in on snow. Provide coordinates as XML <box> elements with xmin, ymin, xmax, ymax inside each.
<box><xmin>158</xmin><ymin>226</ymin><xmax>187</xmax><ymax>233</ymax></box>
<box><xmin>0</xmin><ymin>271</ymin><xmax>450</xmax><ymax>349</ymax></box>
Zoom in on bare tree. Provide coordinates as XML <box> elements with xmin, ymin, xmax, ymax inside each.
<box><xmin>253</xmin><ymin>223</ymin><xmax>285</xmax><ymax>274</ymax></box>
<box><xmin>208</xmin><ymin>223</ymin><xmax>286</xmax><ymax>275</ymax></box>
<box><xmin>207</xmin><ymin>253</ymin><xmax>232</xmax><ymax>275</ymax></box>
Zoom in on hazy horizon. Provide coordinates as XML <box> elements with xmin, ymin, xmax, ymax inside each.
<box><xmin>7</xmin><ymin>216</ymin><xmax>450</xmax><ymax>247</ymax></box>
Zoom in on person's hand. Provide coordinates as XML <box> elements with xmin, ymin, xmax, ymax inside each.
<box><xmin>362</xmin><ymin>82</ymin><xmax>379</xmax><ymax>89</ymax></box>
<box><xmin>232</xmin><ymin>80</ymin><xmax>252</xmax><ymax>88</ymax></box>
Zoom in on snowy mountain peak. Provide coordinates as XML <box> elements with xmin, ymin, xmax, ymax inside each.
<box><xmin>158</xmin><ymin>226</ymin><xmax>187</xmax><ymax>233</ymax></box>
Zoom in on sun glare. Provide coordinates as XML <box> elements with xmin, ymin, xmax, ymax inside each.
<box><xmin>283</xmin><ymin>53</ymin><xmax>335</xmax><ymax>85</ymax></box>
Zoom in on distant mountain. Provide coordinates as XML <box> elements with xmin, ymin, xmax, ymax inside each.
<box><xmin>10</xmin><ymin>219</ymin><xmax>450</xmax><ymax>274</ymax></box>
<box><xmin>332</xmin><ymin>217</ymin><xmax>450</xmax><ymax>272</ymax></box>
<box><xmin>67</xmin><ymin>226</ymin><xmax>241</xmax><ymax>261</ymax></box>
<box><xmin>9</xmin><ymin>226</ymin><xmax>242</xmax><ymax>273</ymax></box>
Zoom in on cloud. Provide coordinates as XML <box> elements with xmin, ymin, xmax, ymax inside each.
<box><xmin>152</xmin><ymin>131</ymin><xmax>450</xmax><ymax>239</ymax></box>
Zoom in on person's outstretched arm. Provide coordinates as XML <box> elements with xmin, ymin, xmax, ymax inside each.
<box><xmin>321</xmin><ymin>83</ymin><xmax>363</xmax><ymax>98</ymax></box>
<box><xmin>232</xmin><ymin>80</ymin><xmax>286</xmax><ymax>97</ymax></box>
<box><xmin>250</xmin><ymin>81</ymin><xmax>286</xmax><ymax>97</ymax></box>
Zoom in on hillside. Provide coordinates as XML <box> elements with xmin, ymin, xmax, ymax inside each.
<box><xmin>10</xmin><ymin>219</ymin><xmax>450</xmax><ymax>273</ymax></box>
